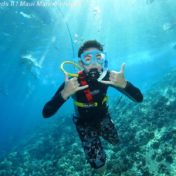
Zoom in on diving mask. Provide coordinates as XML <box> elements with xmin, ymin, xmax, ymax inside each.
<box><xmin>80</xmin><ymin>50</ymin><xmax>106</xmax><ymax>66</ymax></box>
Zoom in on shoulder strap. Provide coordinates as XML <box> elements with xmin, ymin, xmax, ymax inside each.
<box><xmin>78</xmin><ymin>71</ymin><xmax>93</xmax><ymax>103</ymax></box>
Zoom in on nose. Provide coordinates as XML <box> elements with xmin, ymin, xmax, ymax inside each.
<box><xmin>89</xmin><ymin>63</ymin><xmax>99</xmax><ymax>68</ymax></box>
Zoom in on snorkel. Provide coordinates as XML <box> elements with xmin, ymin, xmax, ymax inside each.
<box><xmin>60</xmin><ymin>61</ymin><xmax>82</xmax><ymax>77</ymax></box>
<box><xmin>97</xmin><ymin>58</ymin><xmax>108</xmax><ymax>81</ymax></box>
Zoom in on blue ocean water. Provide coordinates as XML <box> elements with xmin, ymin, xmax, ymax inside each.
<box><xmin>0</xmin><ymin>0</ymin><xmax>176</xmax><ymax>175</ymax></box>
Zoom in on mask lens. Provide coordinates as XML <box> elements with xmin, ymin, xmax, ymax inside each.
<box><xmin>83</xmin><ymin>54</ymin><xmax>92</xmax><ymax>64</ymax></box>
<box><xmin>81</xmin><ymin>50</ymin><xmax>105</xmax><ymax>65</ymax></box>
<box><xmin>96</xmin><ymin>53</ymin><xmax>105</xmax><ymax>64</ymax></box>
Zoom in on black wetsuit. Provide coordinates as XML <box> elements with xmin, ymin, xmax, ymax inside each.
<box><xmin>42</xmin><ymin>70</ymin><xmax>143</xmax><ymax>169</ymax></box>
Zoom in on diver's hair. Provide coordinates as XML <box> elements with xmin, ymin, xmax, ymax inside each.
<box><xmin>78</xmin><ymin>40</ymin><xmax>104</xmax><ymax>58</ymax></box>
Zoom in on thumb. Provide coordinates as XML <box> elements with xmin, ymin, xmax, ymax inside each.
<box><xmin>77</xmin><ymin>85</ymin><xmax>89</xmax><ymax>91</ymax></box>
<box><xmin>99</xmin><ymin>80</ymin><xmax>112</xmax><ymax>85</ymax></box>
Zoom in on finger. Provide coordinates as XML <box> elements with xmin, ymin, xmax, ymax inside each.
<box><xmin>120</xmin><ymin>63</ymin><xmax>125</xmax><ymax>73</ymax></box>
<box><xmin>110</xmin><ymin>71</ymin><xmax>116</xmax><ymax>76</ymax></box>
<box><xmin>72</xmin><ymin>78</ymin><xmax>79</xmax><ymax>84</ymax></box>
<box><xmin>69</xmin><ymin>77</ymin><xmax>78</xmax><ymax>86</ymax></box>
<box><xmin>64</xmin><ymin>73</ymin><xmax>69</xmax><ymax>82</ymax></box>
<box><xmin>110</xmin><ymin>71</ymin><xmax>119</xmax><ymax>79</ymax></box>
<box><xmin>74</xmin><ymin>82</ymin><xmax>80</xmax><ymax>88</ymax></box>
<box><xmin>110</xmin><ymin>72</ymin><xmax>119</xmax><ymax>80</ymax></box>
<box><xmin>110</xmin><ymin>73</ymin><xmax>116</xmax><ymax>80</ymax></box>
<box><xmin>99</xmin><ymin>80</ymin><xmax>113</xmax><ymax>85</ymax></box>
<box><xmin>76</xmin><ymin>85</ymin><xmax>89</xmax><ymax>91</ymax></box>
<box><xmin>70</xmin><ymin>77</ymin><xmax>78</xmax><ymax>82</ymax></box>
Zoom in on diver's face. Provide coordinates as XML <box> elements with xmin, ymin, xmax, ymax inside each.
<box><xmin>79</xmin><ymin>47</ymin><xmax>104</xmax><ymax>73</ymax></box>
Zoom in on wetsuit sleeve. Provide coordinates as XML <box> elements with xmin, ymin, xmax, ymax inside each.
<box><xmin>113</xmin><ymin>81</ymin><xmax>143</xmax><ymax>102</ymax></box>
<box><xmin>42</xmin><ymin>83</ymin><xmax>66</xmax><ymax>118</ymax></box>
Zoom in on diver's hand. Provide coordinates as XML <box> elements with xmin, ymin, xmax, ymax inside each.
<box><xmin>61</xmin><ymin>74</ymin><xmax>89</xmax><ymax>100</ymax></box>
<box><xmin>99</xmin><ymin>63</ymin><xmax>127</xmax><ymax>88</ymax></box>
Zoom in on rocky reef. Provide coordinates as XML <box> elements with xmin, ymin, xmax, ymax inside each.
<box><xmin>0</xmin><ymin>69</ymin><xmax>176</xmax><ymax>176</ymax></box>
<box><xmin>107</xmin><ymin>68</ymin><xmax>176</xmax><ymax>176</ymax></box>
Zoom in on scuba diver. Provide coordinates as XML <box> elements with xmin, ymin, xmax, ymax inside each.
<box><xmin>42</xmin><ymin>40</ymin><xmax>143</xmax><ymax>174</ymax></box>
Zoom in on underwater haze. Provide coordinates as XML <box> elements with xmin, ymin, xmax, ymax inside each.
<box><xmin>0</xmin><ymin>0</ymin><xmax>176</xmax><ymax>175</ymax></box>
